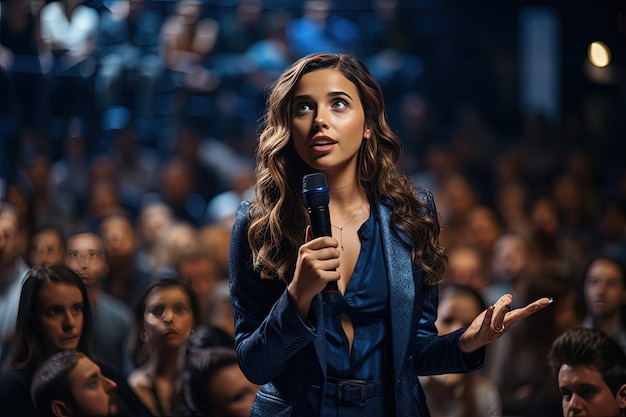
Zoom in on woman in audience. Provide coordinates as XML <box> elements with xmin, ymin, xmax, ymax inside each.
<box><xmin>0</xmin><ymin>264</ymin><xmax>93</xmax><ymax>417</ymax></box>
<box><xmin>127</xmin><ymin>273</ymin><xmax>199</xmax><ymax>416</ymax></box>
<box><xmin>419</xmin><ymin>284</ymin><xmax>502</xmax><ymax>417</ymax></box>
<box><xmin>0</xmin><ymin>263</ymin><xmax>150</xmax><ymax>417</ymax></box>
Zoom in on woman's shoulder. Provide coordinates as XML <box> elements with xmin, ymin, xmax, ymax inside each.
<box><xmin>0</xmin><ymin>366</ymin><xmax>36</xmax><ymax>415</ymax></box>
<box><xmin>0</xmin><ymin>366</ymin><xmax>31</xmax><ymax>386</ymax></box>
<box><xmin>231</xmin><ymin>200</ymin><xmax>252</xmax><ymax>235</ymax></box>
<box><xmin>126</xmin><ymin>368</ymin><xmax>151</xmax><ymax>389</ymax></box>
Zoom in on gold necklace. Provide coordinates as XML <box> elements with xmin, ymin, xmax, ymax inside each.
<box><xmin>331</xmin><ymin>203</ymin><xmax>363</xmax><ymax>250</ymax></box>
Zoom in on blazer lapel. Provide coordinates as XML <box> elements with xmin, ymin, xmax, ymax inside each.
<box><xmin>374</xmin><ymin>201</ymin><xmax>417</xmax><ymax>377</ymax></box>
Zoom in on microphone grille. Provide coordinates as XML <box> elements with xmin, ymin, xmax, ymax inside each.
<box><xmin>302</xmin><ymin>173</ymin><xmax>329</xmax><ymax>207</ymax></box>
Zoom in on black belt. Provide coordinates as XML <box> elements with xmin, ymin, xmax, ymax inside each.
<box><xmin>325</xmin><ymin>378</ymin><xmax>385</xmax><ymax>404</ymax></box>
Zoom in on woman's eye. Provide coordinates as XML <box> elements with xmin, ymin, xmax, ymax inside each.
<box><xmin>173</xmin><ymin>304</ymin><xmax>187</xmax><ymax>314</ymax></box>
<box><xmin>296</xmin><ymin>103</ymin><xmax>312</xmax><ymax>113</ymax></box>
<box><xmin>71</xmin><ymin>304</ymin><xmax>84</xmax><ymax>313</ymax></box>
<box><xmin>332</xmin><ymin>99</ymin><xmax>347</xmax><ymax>109</ymax></box>
<box><xmin>150</xmin><ymin>306</ymin><xmax>164</xmax><ymax>316</ymax></box>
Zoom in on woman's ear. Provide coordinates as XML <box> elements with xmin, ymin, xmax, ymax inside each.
<box><xmin>364</xmin><ymin>126</ymin><xmax>371</xmax><ymax>140</ymax></box>
<box><xmin>51</xmin><ymin>400</ymin><xmax>71</xmax><ymax>417</ymax></box>
<box><xmin>618</xmin><ymin>383</ymin><xmax>626</xmax><ymax>409</ymax></box>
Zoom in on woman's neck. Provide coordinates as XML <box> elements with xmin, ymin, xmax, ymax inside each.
<box><xmin>327</xmin><ymin>175</ymin><xmax>366</xmax><ymax>207</ymax></box>
<box><xmin>144</xmin><ymin>344</ymin><xmax>185</xmax><ymax>379</ymax></box>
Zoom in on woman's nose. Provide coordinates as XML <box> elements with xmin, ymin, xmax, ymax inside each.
<box><xmin>63</xmin><ymin>311</ymin><xmax>76</xmax><ymax>329</ymax></box>
<box><xmin>314</xmin><ymin>115</ymin><xmax>328</xmax><ymax>130</ymax></box>
<box><xmin>163</xmin><ymin>309</ymin><xmax>174</xmax><ymax>324</ymax></box>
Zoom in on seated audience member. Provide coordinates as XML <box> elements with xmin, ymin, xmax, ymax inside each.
<box><xmin>96</xmin><ymin>0</ymin><xmax>163</xmax><ymax>121</ymax></box>
<box><xmin>187</xmin><ymin>324</ymin><xmax>235</xmax><ymax>351</ymax></box>
<box><xmin>0</xmin><ymin>264</ymin><xmax>150</xmax><ymax>417</ymax></box>
<box><xmin>175</xmin><ymin>245</ymin><xmax>222</xmax><ymax>325</ymax></box>
<box><xmin>548</xmin><ymin>327</ymin><xmax>626</xmax><ymax>417</ymax></box>
<box><xmin>419</xmin><ymin>285</ymin><xmax>502</xmax><ymax>417</ymax></box>
<box><xmin>65</xmin><ymin>231</ymin><xmax>134</xmax><ymax>375</ymax></box>
<box><xmin>0</xmin><ymin>264</ymin><xmax>93</xmax><ymax>417</ymax></box>
<box><xmin>99</xmin><ymin>211</ymin><xmax>145</xmax><ymax>306</ymax></box>
<box><xmin>135</xmin><ymin>197</ymin><xmax>175</xmax><ymax>285</ymax></box>
<box><xmin>39</xmin><ymin>0</ymin><xmax>99</xmax><ymax>128</ymax></box>
<box><xmin>206</xmin><ymin>280</ymin><xmax>235</xmax><ymax>340</ymax></box>
<box><xmin>30</xmin><ymin>349</ymin><xmax>119</xmax><ymax>417</ymax></box>
<box><xmin>0</xmin><ymin>202</ymin><xmax>30</xmax><ymax>361</ymax></box>
<box><xmin>127</xmin><ymin>273</ymin><xmax>199</xmax><ymax>416</ymax></box>
<box><xmin>580</xmin><ymin>255</ymin><xmax>626</xmax><ymax>352</ymax></box>
<box><xmin>159</xmin><ymin>0</ymin><xmax>220</xmax><ymax>120</ymax></box>
<box><xmin>183</xmin><ymin>347</ymin><xmax>258</xmax><ymax>417</ymax></box>
<box><xmin>29</xmin><ymin>225</ymin><xmax>66</xmax><ymax>266</ymax></box>
<box><xmin>443</xmin><ymin>243</ymin><xmax>490</xmax><ymax>293</ymax></box>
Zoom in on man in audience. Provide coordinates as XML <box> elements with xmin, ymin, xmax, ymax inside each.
<box><xmin>175</xmin><ymin>245</ymin><xmax>221</xmax><ymax>325</ymax></box>
<box><xmin>581</xmin><ymin>255</ymin><xmax>626</xmax><ymax>353</ymax></box>
<box><xmin>65</xmin><ymin>231</ymin><xmax>133</xmax><ymax>375</ymax></box>
<box><xmin>31</xmin><ymin>350</ymin><xmax>119</xmax><ymax>417</ymax></box>
<box><xmin>29</xmin><ymin>225</ymin><xmax>66</xmax><ymax>266</ymax></box>
<box><xmin>548</xmin><ymin>327</ymin><xmax>626</xmax><ymax>417</ymax></box>
<box><xmin>0</xmin><ymin>202</ymin><xmax>29</xmax><ymax>364</ymax></box>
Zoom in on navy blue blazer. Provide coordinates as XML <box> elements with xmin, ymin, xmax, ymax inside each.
<box><xmin>229</xmin><ymin>189</ymin><xmax>485</xmax><ymax>417</ymax></box>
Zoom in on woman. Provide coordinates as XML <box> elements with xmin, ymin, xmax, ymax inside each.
<box><xmin>0</xmin><ymin>264</ymin><xmax>93</xmax><ymax>417</ymax></box>
<box><xmin>419</xmin><ymin>285</ymin><xmax>502</xmax><ymax>417</ymax></box>
<box><xmin>127</xmin><ymin>273</ymin><xmax>199</xmax><ymax>416</ymax></box>
<box><xmin>0</xmin><ymin>263</ymin><xmax>150</xmax><ymax>417</ymax></box>
<box><xmin>228</xmin><ymin>53</ymin><xmax>552</xmax><ymax>416</ymax></box>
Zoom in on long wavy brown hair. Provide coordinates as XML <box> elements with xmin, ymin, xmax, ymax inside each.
<box><xmin>249</xmin><ymin>53</ymin><xmax>446</xmax><ymax>286</ymax></box>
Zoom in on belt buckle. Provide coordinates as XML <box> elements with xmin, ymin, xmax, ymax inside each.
<box><xmin>335</xmin><ymin>379</ymin><xmax>368</xmax><ymax>404</ymax></box>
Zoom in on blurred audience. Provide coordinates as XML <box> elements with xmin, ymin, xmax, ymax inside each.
<box><xmin>127</xmin><ymin>273</ymin><xmax>198</xmax><ymax>416</ymax></box>
<box><xmin>420</xmin><ymin>285</ymin><xmax>502</xmax><ymax>417</ymax></box>
<box><xmin>39</xmin><ymin>0</ymin><xmax>99</xmax><ymax>136</ymax></box>
<box><xmin>99</xmin><ymin>210</ymin><xmax>144</xmax><ymax>306</ymax></box>
<box><xmin>183</xmin><ymin>346</ymin><xmax>258</xmax><ymax>417</ymax></box>
<box><xmin>0</xmin><ymin>202</ymin><xmax>29</xmax><ymax>358</ymax></box>
<box><xmin>579</xmin><ymin>255</ymin><xmax>626</xmax><ymax>353</ymax></box>
<box><xmin>159</xmin><ymin>0</ymin><xmax>220</xmax><ymax>126</ymax></box>
<box><xmin>96</xmin><ymin>0</ymin><xmax>163</xmax><ymax>125</ymax></box>
<box><xmin>65</xmin><ymin>231</ymin><xmax>134</xmax><ymax>375</ymax></box>
<box><xmin>28</xmin><ymin>224</ymin><xmax>66</xmax><ymax>266</ymax></box>
<box><xmin>174</xmin><ymin>244</ymin><xmax>221</xmax><ymax>325</ymax></box>
<box><xmin>443</xmin><ymin>243</ymin><xmax>490</xmax><ymax>293</ymax></box>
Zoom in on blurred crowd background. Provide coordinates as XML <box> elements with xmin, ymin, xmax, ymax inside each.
<box><xmin>1</xmin><ymin>0</ymin><xmax>626</xmax><ymax>416</ymax></box>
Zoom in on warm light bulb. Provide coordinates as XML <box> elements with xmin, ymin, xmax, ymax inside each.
<box><xmin>588</xmin><ymin>41</ymin><xmax>611</xmax><ymax>67</ymax></box>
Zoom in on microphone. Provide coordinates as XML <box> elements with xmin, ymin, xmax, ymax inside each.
<box><xmin>302</xmin><ymin>172</ymin><xmax>339</xmax><ymax>305</ymax></box>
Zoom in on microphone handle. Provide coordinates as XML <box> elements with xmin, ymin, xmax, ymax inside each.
<box><xmin>308</xmin><ymin>206</ymin><xmax>339</xmax><ymax>305</ymax></box>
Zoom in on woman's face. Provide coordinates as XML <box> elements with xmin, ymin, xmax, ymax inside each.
<box><xmin>38</xmin><ymin>282</ymin><xmax>85</xmax><ymax>352</ymax></box>
<box><xmin>208</xmin><ymin>363</ymin><xmax>258</xmax><ymax>417</ymax></box>
<box><xmin>291</xmin><ymin>68</ymin><xmax>370</xmax><ymax>178</ymax></box>
<box><xmin>143</xmin><ymin>286</ymin><xmax>194</xmax><ymax>348</ymax></box>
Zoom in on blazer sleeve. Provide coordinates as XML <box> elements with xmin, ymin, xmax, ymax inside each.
<box><xmin>228</xmin><ymin>201</ymin><xmax>320</xmax><ymax>385</ymax></box>
<box><xmin>411</xmin><ymin>188</ymin><xmax>485</xmax><ymax>375</ymax></box>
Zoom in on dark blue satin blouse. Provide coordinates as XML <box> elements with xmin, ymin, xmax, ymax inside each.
<box><xmin>325</xmin><ymin>212</ymin><xmax>389</xmax><ymax>381</ymax></box>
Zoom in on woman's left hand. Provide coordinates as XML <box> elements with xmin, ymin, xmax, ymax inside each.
<box><xmin>458</xmin><ymin>294</ymin><xmax>552</xmax><ymax>353</ymax></box>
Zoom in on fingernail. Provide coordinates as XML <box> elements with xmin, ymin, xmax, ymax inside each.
<box><xmin>548</xmin><ymin>297</ymin><xmax>554</xmax><ymax>304</ymax></box>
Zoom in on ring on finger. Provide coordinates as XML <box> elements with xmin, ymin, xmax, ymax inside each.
<box><xmin>492</xmin><ymin>324</ymin><xmax>505</xmax><ymax>333</ymax></box>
